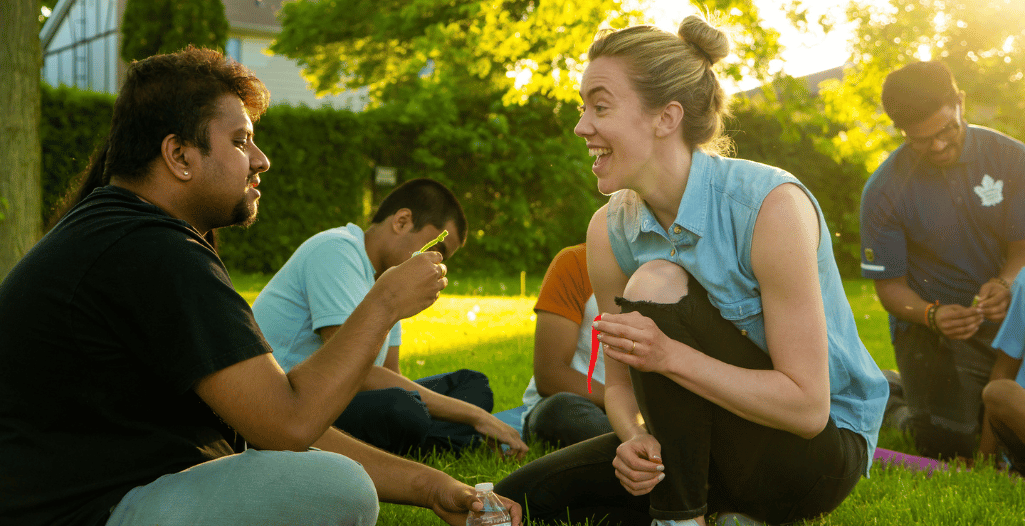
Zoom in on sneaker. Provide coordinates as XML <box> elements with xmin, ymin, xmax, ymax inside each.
<box><xmin>714</xmin><ymin>512</ymin><xmax>766</xmax><ymax>526</ymax></box>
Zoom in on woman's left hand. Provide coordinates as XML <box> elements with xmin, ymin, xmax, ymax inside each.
<box><xmin>594</xmin><ymin>311</ymin><xmax>673</xmax><ymax>374</ymax></box>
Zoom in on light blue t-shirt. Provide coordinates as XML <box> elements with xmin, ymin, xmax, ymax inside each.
<box><xmin>252</xmin><ymin>223</ymin><xmax>401</xmax><ymax>373</ymax></box>
<box><xmin>992</xmin><ymin>268</ymin><xmax>1025</xmax><ymax>388</ymax></box>
<box><xmin>606</xmin><ymin>150</ymin><xmax>888</xmax><ymax>473</ymax></box>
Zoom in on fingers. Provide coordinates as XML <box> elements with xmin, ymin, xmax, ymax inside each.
<box><xmin>612</xmin><ymin>437</ymin><xmax>664</xmax><ymax>496</ymax></box>
<box><xmin>496</xmin><ymin>495</ymin><xmax>522</xmax><ymax>525</ymax></box>
<box><xmin>483</xmin><ymin>425</ymin><xmax>529</xmax><ymax>460</ymax></box>
<box><xmin>500</xmin><ymin>434</ymin><xmax>529</xmax><ymax>460</ymax></box>
<box><xmin>936</xmin><ymin>305</ymin><xmax>983</xmax><ymax>340</ymax></box>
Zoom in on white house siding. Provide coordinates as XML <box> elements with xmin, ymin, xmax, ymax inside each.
<box><xmin>41</xmin><ymin>0</ymin><xmax>121</xmax><ymax>94</ymax></box>
<box><xmin>40</xmin><ymin>0</ymin><xmax>369</xmax><ymax>111</ymax></box>
<box><xmin>232</xmin><ymin>35</ymin><xmax>369</xmax><ymax>111</ymax></box>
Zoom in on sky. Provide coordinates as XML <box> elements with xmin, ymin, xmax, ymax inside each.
<box><xmin>645</xmin><ymin>0</ymin><xmax>857</xmax><ymax>91</ymax></box>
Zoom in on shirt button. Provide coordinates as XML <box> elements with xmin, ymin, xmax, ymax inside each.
<box><xmin>740</xmin><ymin>330</ymin><xmax>748</xmax><ymax>336</ymax></box>
<box><xmin>673</xmin><ymin>226</ymin><xmax>682</xmax><ymax>234</ymax></box>
<box><xmin>670</xmin><ymin>248</ymin><xmax>676</xmax><ymax>256</ymax></box>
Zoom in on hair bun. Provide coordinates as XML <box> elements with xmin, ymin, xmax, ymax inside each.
<box><xmin>678</xmin><ymin>14</ymin><xmax>729</xmax><ymax>64</ymax></box>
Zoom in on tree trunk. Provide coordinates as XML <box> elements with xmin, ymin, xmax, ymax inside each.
<box><xmin>0</xmin><ymin>0</ymin><xmax>43</xmax><ymax>281</ymax></box>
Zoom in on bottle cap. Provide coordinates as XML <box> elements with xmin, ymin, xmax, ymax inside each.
<box><xmin>474</xmin><ymin>482</ymin><xmax>494</xmax><ymax>492</ymax></box>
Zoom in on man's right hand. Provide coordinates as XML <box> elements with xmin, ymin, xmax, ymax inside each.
<box><xmin>935</xmin><ymin>303</ymin><xmax>984</xmax><ymax>340</ymax></box>
<box><xmin>372</xmin><ymin>251</ymin><xmax>448</xmax><ymax>321</ymax></box>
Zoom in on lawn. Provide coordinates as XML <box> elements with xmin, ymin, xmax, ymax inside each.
<box><xmin>232</xmin><ymin>272</ymin><xmax>1024</xmax><ymax>525</ymax></box>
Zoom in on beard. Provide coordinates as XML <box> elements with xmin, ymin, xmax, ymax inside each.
<box><xmin>228</xmin><ymin>193</ymin><xmax>258</xmax><ymax>228</ymax></box>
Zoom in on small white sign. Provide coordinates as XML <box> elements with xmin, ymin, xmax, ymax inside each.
<box><xmin>375</xmin><ymin>166</ymin><xmax>397</xmax><ymax>186</ymax></box>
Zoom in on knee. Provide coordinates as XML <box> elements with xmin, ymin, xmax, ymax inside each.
<box><xmin>378</xmin><ymin>389</ymin><xmax>433</xmax><ymax>433</ymax></box>
<box><xmin>529</xmin><ymin>393</ymin><xmax>586</xmax><ymax>429</ymax></box>
<box><xmin>299</xmin><ymin>451</ymin><xmax>380</xmax><ymax>524</ymax></box>
<box><xmin>983</xmin><ymin>379</ymin><xmax>1020</xmax><ymax>421</ymax></box>
<box><xmin>623</xmin><ymin>259</ymin><xmax>689</xmax><ymax>304</ymax></box>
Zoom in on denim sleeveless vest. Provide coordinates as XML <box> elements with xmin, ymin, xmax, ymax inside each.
<box><xmin>607</xmin><ymin>151</ymin><xmax>888</xmax><ymax>472</ymax></box>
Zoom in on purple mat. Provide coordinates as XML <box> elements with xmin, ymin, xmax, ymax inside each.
<box><xmin>873</xmin><ymin>447</ymin><xmax>947</xmax><ymax>475</ymax></box>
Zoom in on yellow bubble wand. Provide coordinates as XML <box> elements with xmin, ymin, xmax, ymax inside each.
<box><xmin>412</xmin><ymin>230</ymin><xmax>448</xmax><ymax>256</ymax></box>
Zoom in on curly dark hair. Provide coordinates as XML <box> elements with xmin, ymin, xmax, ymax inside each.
<box><xmin>50</xmin><ymin>46</ymin><xmax>269</xmax><ymax>227</ymax></box>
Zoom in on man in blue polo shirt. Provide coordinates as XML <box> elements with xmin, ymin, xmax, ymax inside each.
<box><xmin>860</xmin><ymin>60</ymin><xmax>1025</xmax><ymax>460</ymax></box>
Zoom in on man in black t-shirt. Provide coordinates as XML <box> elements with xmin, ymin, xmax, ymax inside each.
<box><xmin>0</xmin><ymin>47</ymin><xmax>521</xmax><ymax>526</ymax></box>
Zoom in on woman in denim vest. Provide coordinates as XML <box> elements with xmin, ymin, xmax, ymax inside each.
<box><xmin>496</xmin><ymin>13</ymin><xmax>888</xmax><ymax>526</ymax></box>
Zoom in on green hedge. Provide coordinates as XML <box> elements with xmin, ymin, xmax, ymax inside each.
<box><xmin>215</xmin><ymin>105</ymin><xmax>369</xmax><ymax>273</ymax></box>
<box><xmin>38</xmin><ymin>85</ymin><xmax>601</xmax><ymax>276</ymax></box>
<box><xmin>40</xmin><ymin>83</ymin><xmax>864</xmax><ymax>278</ymax></box>
<box><xmin>40</xmin><ymin>84</ymin><xmax>115</xmax><ymax>222</ymax></box>
<box><xmin>730</xmin><ymin>96</ymin><xmax>867</xmax><ymax>276</ymax></box>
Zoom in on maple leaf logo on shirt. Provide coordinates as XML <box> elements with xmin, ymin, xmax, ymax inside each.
<box><xmin>974</xmin><ymin>174</ymin><xmax>1004</xmax><ymax>207</ymax></box>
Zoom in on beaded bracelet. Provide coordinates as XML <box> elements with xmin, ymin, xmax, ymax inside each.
<box><xmin>994</xmin><ymin>277</ymin><xmax>1011</xmax><ymax>289</ymax></box>
<box><xmin>925</xmin><ymin>302</ymin><xmax>940</xmax><ymax>332</ymax></box>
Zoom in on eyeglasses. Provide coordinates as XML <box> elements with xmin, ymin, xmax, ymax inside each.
<box><xmin>904</xmin><ymin>106</ymin><xmax>962</xmax><ymax>149</ymax></box>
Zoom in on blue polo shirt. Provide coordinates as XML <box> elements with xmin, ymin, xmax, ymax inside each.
<box><xmin>860</xmin><ymin>126</ymin><xmax>1025</xmax><ymax>337</ymax></box>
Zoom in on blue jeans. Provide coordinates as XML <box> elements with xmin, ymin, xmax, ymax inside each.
<box><xmin>106</xmin><ymin>449</ymin><xmax>378</xmax><ymax>526</ymax></box>
<box><xmin>334</xmin><ymin>369</ymin><xmax>493</xmax><ymax>455</ymax></box>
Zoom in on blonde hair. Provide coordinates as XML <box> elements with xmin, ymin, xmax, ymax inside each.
<box><xmin>588</xmin><ymin>14</ymin><xmax>732</xmax><ymax>155</ymax></box>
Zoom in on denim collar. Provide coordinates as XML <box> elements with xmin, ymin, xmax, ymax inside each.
<box><xmin>632</xmin><ymin>149</ymin><xmax>711</xmax><ymax>244</ymax></box>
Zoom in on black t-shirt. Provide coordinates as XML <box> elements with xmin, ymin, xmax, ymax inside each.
<box><xmin>0</xmin><ymin>186</ymin><xmax>272</xmax><ymax>525</ymax></box>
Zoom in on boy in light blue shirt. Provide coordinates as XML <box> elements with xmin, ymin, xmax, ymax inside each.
<box><xmin>253</xmin><ymin>179</ymin><xmax>527</xmax><ymax>458</ymax></box>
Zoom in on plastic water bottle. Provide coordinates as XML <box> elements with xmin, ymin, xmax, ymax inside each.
<box><xmin>465</xmin><ymin>482</ymin><xmax>512</xmax><ymax>526</ymax></box>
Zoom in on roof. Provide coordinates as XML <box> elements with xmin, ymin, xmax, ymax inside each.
<box><xmin>40</xmin><ymin>0</ymin><xmax>290</xmax><ymax>47</ymax></box>
<box><xmin>224</xmin><ymin>0</ymin><xmax>287</xmax><ymax>34</ymax></box>
<box><xmin>737</xmin><ymin>63</ymin><xmax>849</xmax><ymax>100</ymax></box>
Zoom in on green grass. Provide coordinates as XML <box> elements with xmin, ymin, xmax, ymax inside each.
<box><xmin>231</xmin><ymin>272</ymin><xmax>1025</xmax><ymax>525</ymax></box>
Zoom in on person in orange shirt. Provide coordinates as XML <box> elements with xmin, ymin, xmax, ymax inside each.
<box><xmin>520</xmin><ymin>244</ymin><xmax>613</xmax><ymax>447</ymax></box>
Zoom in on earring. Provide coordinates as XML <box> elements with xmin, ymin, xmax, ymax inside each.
<box><xmin>183</xmin><ymin>171</ymin><xmax>189</xmax><ymax>176</ymax></box>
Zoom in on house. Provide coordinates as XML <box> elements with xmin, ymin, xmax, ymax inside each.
<box><xmin>735</xmin><ymin>63</ymin><xmax>848</xmax><ymax>101</ymax></box>
<box><xmin>39</xmin><ymin>0</ymin><xmax>368</xmax><ymax>110</ymax></box>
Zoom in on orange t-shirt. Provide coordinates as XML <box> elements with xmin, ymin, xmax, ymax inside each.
<box><xmin>535</xmin><ymin>244</ymin><xmax>592</xmax><ymax>324</ymax></box>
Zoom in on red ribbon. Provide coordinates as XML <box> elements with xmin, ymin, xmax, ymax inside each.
<box><xmin>588</xmin><ymin>314</ymin><xmax>601</xmax><ymax>393</ymax></box>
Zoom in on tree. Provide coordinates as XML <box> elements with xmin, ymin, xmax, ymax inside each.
<box><xmin>120</xmin><ymin>0</ymin><xmax>230</xmax><ymax>62</ymax></box>
<box><xmin>271</xmin><ymin>0</ymin><xmax>781</xmax><ymax>106</ymax></box>
<box><xmin>812</xmin><ymin>0</ymin><xmax>1025</xmax><ymax>173</ymax></box>
<box><xmin>0</xmin><ymin>0</ymin><xmax>43</xmax><ymax>281</ymax></box>
<box><xmin>267</xmin><ymin>0</ymin><xmax>782</xmax><ymax>272</ymax></box>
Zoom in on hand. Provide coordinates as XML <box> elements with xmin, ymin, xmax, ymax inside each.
<box><xmin>372</xmin><ymin>251</ymin><xmax>447</xmax><ymax>320</ymax></box>
<box><xmin>594</xmin><ymin>311</ymin><xmax>675</xmax><ymax>374</ymax></box>
<box><xmin>612</xmin><ymin>433</ymin><xmax>664</xmax><ymax>496</ymax></box>
<box><xmin>935</xmin><ymin>303</ymin><xmax>984</xmax><ymax>340</ymax></box>
<box><xmin>473</xmin><ymin>412</ymin><xmax>530</xmax><ymax>460</ymax></box>
<box><xmin>976</xmin><ymin>279</ymin><xmax>1012</xmax><ymax>323</ymax></box>
<box><xmin>426</xmin><ymin>477</ymin><xmax>523</xmax><ymax>526</ymax></box>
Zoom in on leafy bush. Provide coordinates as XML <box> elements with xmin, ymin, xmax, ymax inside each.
<box><xmin>39</xmin><ymin>82</ymin><xmax>869</xmax><ymax>278</ymax></box>
<box><xmin>39</xmin><ymin>84</ymin><xmax>114</xmax><ymax>223</ymax></box>
<box><xmin>730</xmin><ymin>82</ymin><xmax>868</xmax><ymax>276</ymax></box>
<box><xmin>215</xmin><ymin>104</ymin><xmax>369</xmax><ymax>273</ymax></box>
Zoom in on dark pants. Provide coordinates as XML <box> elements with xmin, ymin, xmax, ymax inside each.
<box><xmin>524</xmin><ymin>392</ymin><xmax>614</xmax><ymax>447</ymax></box>
<box><xmin>333</xmin><ymin>369</ymin><xmax>493</xmax><ymax>455</ymax></box>
<box><xmin>496</xmin><ymin>282</ymin><xmax>866</xmax><ymax>525</ymax></box>
<box><xmin>893</xmin><ymin>324</ymin><xmax>997</xmax><ymax>459</ymax></box>
<box><xmin>993</xmin><ymin>419</ymin><xmax>1025</xmax><ymax>476</ymax></box>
